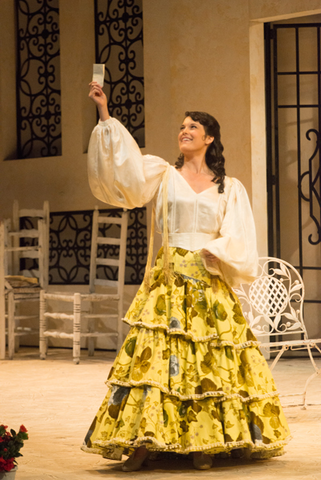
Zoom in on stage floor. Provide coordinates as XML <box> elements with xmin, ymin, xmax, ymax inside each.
<box><xmin>1</xmin><ymin>348</ymin><xmax>321</xmax><ymax>480</ymax></box>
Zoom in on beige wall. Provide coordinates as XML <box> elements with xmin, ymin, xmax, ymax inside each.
<box><xmin>250</xmin><ymin>0</ymin><xmax>321</xmax><ymax>21</ymax></box>
<box><xmin>1</xmin><ymin>1</ymin><xmax>321</xmax><ymax>225</ymax></box>
<box><xmin>0</xmin><ymin>0</ymin><xmax>254</xmax><ymax>220</ymax></box>
<box><xmin>1</xmin><ymin>1</ymin><xmax>321</xmax><ymax>347</ymax></box>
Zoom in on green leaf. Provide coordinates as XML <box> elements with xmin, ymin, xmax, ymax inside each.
<box><xmin>176</xmin><ymin>248</ymin><xmax>188</xmax><ymax>257</ymax></box>
<box><xmin>232</xmin><ymin>303</ymin><xmax>246</xmax><ymax>324</ymax></box>
<box><xmin>154</xmin><ymin>294</ymin><xmax>166</xmax><ymax>315</ymax></box>
<box><xmin>206</xmin><ymin>314</ymin><xmax>215</xmax><ymax>328</ymax></box>
<box><xmin>125</xmin><ymin>337</ymin><xmax>137</xmax><ymax>358</ymax></box>
<box><xmin>200</xmin><ymin>352</ymin><xmax>213</xmax><ymax>374</ymax></box>
<box><xmin>262</xmin><ymin>435</ymin><xmax>272</xmax><ymax>444</ymax></box>
<box><xmin>140</xmin><ymin>361</ymin><xmax>151</xmax><ymax>373</ymax></box>
<box><xmin>238</xmin><ymin>389</ymin><xmax>249</xmax><ymax>398</ymax></box>
<box><xmin>163</xmin><ymin>409</ymin><xmax>169</xmax><ymax>427</ymax></box>
<box><xmin>211</xmin><ymin>409</ymin><xmax>221</xmax><ymax>421</ymax></box>
<box><xmin>174</xmin><ymin>274</ymin><xmax>185</xmax><ymax>287</ymax></box>
<box><xmin>140</xmin><ymin>347</ymin><xmax>152</xmax><ymax>362</ymax></box>
<box><xmin>201</xmin><ymin>378</ymin><xmax>217</xmax><ymax>393</ymax></box>
<box><xmin>194</xmin><ymin>385</ymin><xmax>202</xmax><ymax>395</ymax></box>
<box><xmin>224</xmin><ymin>433</ymin><xmax>234</xmax><ymax>443</ymax></box>
<box><xmin>225</xmin><ymin>346</ymin><xmax>234</xmax><ymax>361</ymax></box>
<box><xmin>116</xmin><ymin>418</ymin><xmax>125</xmax><ymax>429</ymax></box>
<box><xmin>162</xmin><ymin>348</ymin><xmax>170</xmax><ymax>360</ymax></box>
<box><xmin>250</xmin><ymin>412</ymin><xmax>265</xmax><ymax>434</ymax></box>
<box><xmin>246</xmin><ymin>328</ymin><xmax>256</xmax><ymax>341</ymax></box>
<box><xmin>190</xmin><ymin>342</ymin><xmax>196</xmax><ymax>355</ymax></box>
<box><xmin>187</xmin><ymin>410</ymin><xmax>198</xmax><ymax>423</ymax></box>
<box><xmin>185</xmin><ymin>295</ymin><xmax>193</xmax><ymax>307</ymax></box>
<box><xmin>179</xmin><ymin>420</ymin><xmax>189</xmax><ymax>433</ymax></box>
<box><xmin>108</xmin><ymin>404</ymin><xmax>120</xmax><ymax>419</ymax></box>
<box><xmin>270</xmin><ymin>417</ymin><xmax>280</xmax><ymax>429</ymax></box>
<box><xmin>213</xmin><ymin>300</ymin><xmax>227</xmax><ymax>321</ymax></box>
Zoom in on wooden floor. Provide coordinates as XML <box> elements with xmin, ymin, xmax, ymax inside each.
<box><xmin>1</xmin><ymin>348</ymin><xmax>321</xmax><ymax>480</ymax></box>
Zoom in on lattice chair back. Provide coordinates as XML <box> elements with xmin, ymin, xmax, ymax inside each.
<box><xmin>89</xmin><ymin>207</ymin><xmax>128</xmax><ymax>295</ymax></box>
<box><xmin>234</xmin><ymin>257</ymin><xmax>307</xmax><ymax>342</ymax></box>
<box><xmin>12</xmin><ymin>200</ymin><xmax>50</xmax><ymax>288</ymax></box>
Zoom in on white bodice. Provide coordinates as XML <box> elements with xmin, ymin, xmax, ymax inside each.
<box><xmin>87</xmin><ymin>117</ymin><xmax>258</xmax><ymax>287</ymax></box>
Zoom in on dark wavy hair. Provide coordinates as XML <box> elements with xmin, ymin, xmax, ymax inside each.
<box><xmin>175</xmin><ymin>111</ymin><xmax>226</xmax><ymax>193</ymax></box>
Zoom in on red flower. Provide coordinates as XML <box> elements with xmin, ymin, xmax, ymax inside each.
<box><xmin>19</xmin><ymin>425</ymin><xmax>28</xmax><ymax>433</ymax></box>
<box><xmin>0</xmin><ymin>458</ymin><xmax>15</xmax><ymax>472</ymax></box>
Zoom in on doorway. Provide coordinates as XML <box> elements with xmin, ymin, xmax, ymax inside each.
<box><xmin>265</xmin><ymin>19</ymin><xmax>321</xmax><ymax>340</ymax></box>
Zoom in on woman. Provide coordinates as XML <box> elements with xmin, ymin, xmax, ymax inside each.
<box><xmin>82</xmin><ymin>82</ymin><xmax>290</xmax><ymax>471</ymax></box>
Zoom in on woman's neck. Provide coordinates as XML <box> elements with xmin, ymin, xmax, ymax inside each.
<box><xmin>182</xmin><ymin>155</ymin><xmax>212</xmax><ymax>176</ymax></box>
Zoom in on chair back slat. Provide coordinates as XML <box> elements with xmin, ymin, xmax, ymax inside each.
<box><xmin>89</xmin><ymin>207</ymin><xmax>128</xmax><ymax>295</ymax></box>
<box><xmin>11</xmin><ymin>201</ymin><xmax>49</xmax><ymax>288</ymax></box>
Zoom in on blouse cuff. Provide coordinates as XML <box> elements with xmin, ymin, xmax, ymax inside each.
<box><xmin>98</xmin><ymin>117</ymin><xmax>114</xmax><ymax>127</ymax></box>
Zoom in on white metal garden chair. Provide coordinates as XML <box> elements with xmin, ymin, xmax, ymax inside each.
<box><xmin>39</xmin><ymin>207</ymin><xmax>128</xmax><ymax>364</ymax></box>
<box><xmin>0</xmin><ymin>201</ymin><xmax>49</xmax><ymax>359</ymax></box>
<box><xmin>234</xmin><ymin>256</ymin><xmax>321</xmax><ymax>409</ymax></box>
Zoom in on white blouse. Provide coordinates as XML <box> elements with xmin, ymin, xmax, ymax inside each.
<box><xmin>88</xmin><ymin>117</ymin><xmax>258</xmax><ymax>288</ymax></box>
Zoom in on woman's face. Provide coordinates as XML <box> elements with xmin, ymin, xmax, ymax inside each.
<box><xmin>178</xmin><ymin>117</ymin><xmax>214</xmax><ymax>156</ymax></box>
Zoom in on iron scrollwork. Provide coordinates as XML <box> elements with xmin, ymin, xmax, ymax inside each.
<box><xmin>299</xmin><ymin>129</ymin><xmax>321</xmax><ymax>245</ymax></box>
<box><xmin>20</xmin><ymin>208</ymin><xmax>147</xmax><ymax>284</ymax></box>
<box><xmin>49</xmin><ymin>208</ymin><xmax>147</xmax><ymax>285</ymax></box>
<box><xmin>94</xmin><ymin>0</ymin><xmax>145</xmax><ymax>147</ymax></box>
<box><xmin>15</xmin><ymin>0</ymin><xmax>62</xmax><ymax>158</ymax></box>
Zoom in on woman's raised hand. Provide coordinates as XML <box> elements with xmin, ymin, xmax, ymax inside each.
<box><xmin>88</xmin><ymin>81</ymin><xmax>109</xmax><ymax>121</ymax></box>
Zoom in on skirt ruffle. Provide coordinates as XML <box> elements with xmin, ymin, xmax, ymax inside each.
<box><xmin>82</xmin><ymin>248</ymin><xmax>291</xmax><ymax>460</ymax></box>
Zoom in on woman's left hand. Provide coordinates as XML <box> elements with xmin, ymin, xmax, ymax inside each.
<box><xmin>203</xmin><ymin>250</ymin><xmax>219</xmax><ymax>263</ymax></box>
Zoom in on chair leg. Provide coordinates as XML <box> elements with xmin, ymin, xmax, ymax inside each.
<box><xmin>269</xmin><ymin>346</ymin><xmax>287</xmax><ymax>370</ymax></box>
<box><xmin>117</xmin><ymin>300</ymin><xmax>123</xmax><ymax>352</ymax></box>
<box><xmin>7</xmin><ymin>292</ymin><xmax>15</xmax><ymax>360</ymax></box>
<box><xmin>14</xmin><ymin>302</ymin><xmax>20</xmax><ymax>353</ymax></box>
<box><xmin>73</xmin><ymin>293</ymin><xmax>81</xmax><ymax>364</ymax></box>
<box><xmin>0</xmin><ymin>292</ymin><xmax>5</xmax><ymax>360</ymax></box>
<box><xmin>39</xmin><ymin>290</ymin><xmax>48</xmax><ymax>360</ymax></box>
<box><xmin>301</xmin><ymin>344</ymin><xmax>321</xmax><ymax>409</ymax></box>
<box><xmin>87</xmin><ymin>301</ymin><xmax>95</xmax><ymax>357</ymax></box>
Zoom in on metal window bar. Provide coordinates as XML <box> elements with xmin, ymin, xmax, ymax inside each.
<box><xmin>94</xmin><ymin>0</ymin><xmax>145</xmax><ymax>147</ymax></box>
<box><xmin>15</xmin><ymin>0</ymin><xmax>62</xmax><ymax>159</ymax></box>
<box><xmin>265</xmin><ymin>22</ymin><xmax>321</xmax><ymax>343</ymax></box>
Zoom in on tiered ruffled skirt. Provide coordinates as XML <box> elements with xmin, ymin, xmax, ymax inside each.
<box><xmin>82</xmin><ymin>248</ymin><xmax>291</xmax><ymax>460</ymax></box>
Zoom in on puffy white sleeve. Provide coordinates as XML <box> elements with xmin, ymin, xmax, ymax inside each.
<box><xmin>87</xmin><ymin>117</ymin><xmax>168</xmax><ymax>208</ymax></box>
<box><xmin>200</xmin><ymin>178</ymin><xmax>258</xmax><ymax>288</ymax></box>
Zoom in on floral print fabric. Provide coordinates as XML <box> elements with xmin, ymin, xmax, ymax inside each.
<box><xmin>82</xmin><ymin>248</ymin><xmax>290</xmax><ymax>460</ymax></box>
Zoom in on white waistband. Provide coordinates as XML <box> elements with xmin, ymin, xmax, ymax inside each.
<box><xmin>167</xmin><ymin>232</ymin><xmax>218</xmax><ymax>251</ymax></box>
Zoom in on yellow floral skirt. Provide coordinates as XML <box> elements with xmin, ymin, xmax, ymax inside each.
<box><xmin>82</xmin><ymin>248</ymin><xmax>291</xmax><ymax>460</ymax></box>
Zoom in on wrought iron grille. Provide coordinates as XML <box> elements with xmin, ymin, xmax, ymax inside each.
<box><xmin>20</xmin><ymin>207</ymin><xmax>147</xmax><ymax>285</ymax></box>
<box><xmin>15</xmin><ymin>0</ymin><xmax>62</xmax><ymax>158</ymax></box>
<box><xmin>94</xmin><ymin>0</ymin><xmax>145</xmax><ymax>147</ymax></box>
<box><xmin>265</xmin><ymin>22</ymin><xmax>321</xmax><ymax>346</ymax></box>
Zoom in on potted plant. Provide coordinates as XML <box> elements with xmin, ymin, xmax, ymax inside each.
<box><xmin>0</xmin><ymin>424</ymin><xmax>28</xmax><ymax>479</ymax></box>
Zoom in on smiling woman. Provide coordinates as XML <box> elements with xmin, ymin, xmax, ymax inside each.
<box><xmin>81</xmin><ymin>81</ymin><xmax>291</xmax><ymax>472</ymax></box>
<box><xmin>176</xmin><ymin>111</ymin><xmax>225</xmax><ymax>195</ymax></box>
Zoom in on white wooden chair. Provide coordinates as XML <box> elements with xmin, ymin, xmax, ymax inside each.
<box><xmin>0</xmin><ymin>201</ymin><xmax>49</xmax><ymax>359</ymax></box>
<box><xmin>234</xmin><ymin>256</ymin><xmax>321</xmax><ymax>408</ymax></box>
<box><xmin>39</xmin><ymin>207</ymin><xmax>128</xmax><ymax>364</ymax></box>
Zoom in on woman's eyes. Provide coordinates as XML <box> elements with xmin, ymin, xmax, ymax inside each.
<box><xmin>180</xmin><ymin>125</ymin><xmax>197</xmax><ymax>130</ymax></box>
